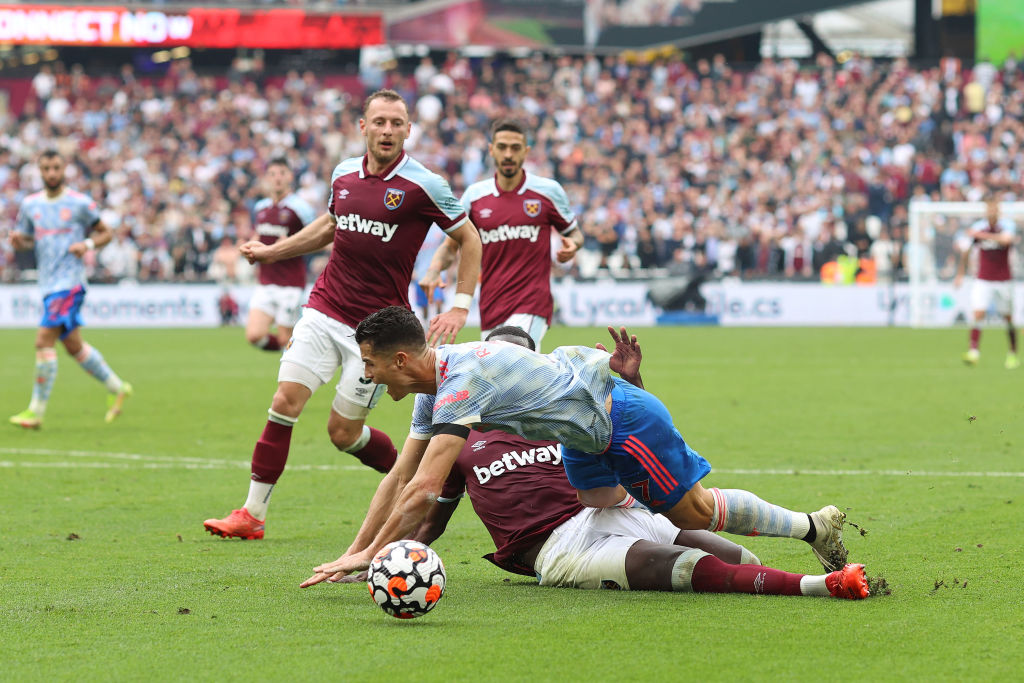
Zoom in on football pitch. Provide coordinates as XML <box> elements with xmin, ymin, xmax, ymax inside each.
<box><xmin>2</xmin><ymin>325</ymin><xmax>1022</xmax><ymax>680</ymax></box>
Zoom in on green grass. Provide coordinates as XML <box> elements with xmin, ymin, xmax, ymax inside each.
<box><xmin>2</xmin><ymin>326</ymin><xmax>1024</xmax><ymax>680</ymax></box>
<box><xmin>977</xmin><ymin>0</ymin><xmax>1024</xmax><ymax>65</ymax></box>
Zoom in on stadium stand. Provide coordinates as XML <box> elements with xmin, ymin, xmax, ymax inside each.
<box><xmin>1</xmin><ymin>51</ymin><xmax>1022</xmax><ymax>285</ymax></box>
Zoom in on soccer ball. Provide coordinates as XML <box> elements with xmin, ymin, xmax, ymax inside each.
<box><xmin>367</xmin><ymin>540</ymin><xmax>446</xmax><ymax>619</ymax></box>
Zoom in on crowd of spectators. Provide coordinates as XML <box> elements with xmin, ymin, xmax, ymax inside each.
<box><xmin>1</xmin><ymin>50</ymin><xmax>1023</xmax><ymax>288</ymax></box>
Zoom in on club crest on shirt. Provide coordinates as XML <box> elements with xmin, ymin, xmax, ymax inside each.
<box><xmin>523</xmin><ymin>199</ymin><xmax>541</xmax><ymax>218</ymax></box>
<box><xmin>60</xmin><ymin>208</ymin><xmax>72</xmax><ymax>221</ymax></box>
<box><xmin>384</xmin><ymin>188</ymin><xmax>405</xmax><ymax>210</ymax></box>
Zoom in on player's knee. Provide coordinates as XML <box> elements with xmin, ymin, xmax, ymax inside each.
<box><xmin>665</xmin><ymin>490</ymin><xmax>713</xmax><ymax>530</ymax></box>
<box><xmin>245</xmin><ymin>330</ymin><xmax>264</xmax><ymax>345</ymax></box>
<box><xmin>328</xmin><ymin>421</ymin><xmax>362</xmax><ymax>451</ymax></box>
<box><xmin>269</xmin><ymin>384</ymin><xmax>308</xmax><ymax>417</ymax></box>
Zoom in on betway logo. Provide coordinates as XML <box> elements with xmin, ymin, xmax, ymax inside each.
<box><xmin>479</xmin><ymin>224</ymin><xmax>540</xmax><ymax>245</ymax></box>
<box><xmin>473</xmin><ymin>444</ymin><xmax>561</xmax><ymax>484</ymax></box>
<box><xmin>336</xmin><ymin>214</ymin><xmax>398</xmax><ymax>242</ymax></box>
<box><xmin>256</xmin><ymin>223</ymin><xmax>288</xmax><ymax>238</ymax></box>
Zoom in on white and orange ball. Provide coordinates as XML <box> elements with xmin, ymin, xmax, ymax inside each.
<box><xmin>367</xmin><ymin>540</ymin><xmax>446</xmax><ymax>619</ymax></box>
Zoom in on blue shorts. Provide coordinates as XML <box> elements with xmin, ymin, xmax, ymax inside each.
<box><xmin>561</xmin><ymin>378</ymin><xmax>711</xmax><ymax>513</ymax></box>
<box><xmin>41</xmin><ymin>286</ymin><xmax>86</xmax><ymax>340</ymax></box>
<box><xmin>414</xmin><ymin>282</ymin><xmax>444</xmax><ymax>307</ymax></box>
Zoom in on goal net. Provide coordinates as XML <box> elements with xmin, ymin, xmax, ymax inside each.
<box><xmin>907</xmin><ymin>200</ymin><xmax>1024</xmax><ymax>328</ymax></box>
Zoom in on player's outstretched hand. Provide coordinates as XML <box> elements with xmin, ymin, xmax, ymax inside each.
<box><xmin>239</xmin><ymin>240</ymin><xmax>274</xmax><ymax>265</ymax></box>
<box><xmin>556</xmin><ymin>235</ymin><xmax>581</xmax><ymax>263</ymax></box>
<box><xmin>300</xmin><ymin>554</ymin><xmax>371</xmax><ymax>588</ymax></box>
<box><xmin>330</xmin><ymin>570</ymin><xmax>369</xmax><ymax>584</ymax></box>
<box><xmin>597</xmin><ymin>326</ymin><xmax>642</xmax><ymax>385</ymax></box>
<box><xmin>427</xmin><ymin>307</ymin><xmax>468</xmax><ymax>347</ymax></box>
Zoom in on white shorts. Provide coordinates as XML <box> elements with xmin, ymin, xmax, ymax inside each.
<box><xmin>278</xmin><ymin>308</ymin><xmax>386</xmax><ymax>420</ymax></box>
<box><xmin>970</xmin><ymin>279</ymin><xmax>1013</xmax><ymax>317</ymax></box>
<box><xmin>482</xmin><ymin>313</ymin><xmax>549</xmax><ymax>350</ymax></box>
<box><xmin>250</xmin><ymin>284</ymin><xmax>304</xmax><ymax>328</ymax></box>
<box><xmin>533</xmin><ymin>507</ymin><xmax>679</xmax><ymax>590</ymax></box>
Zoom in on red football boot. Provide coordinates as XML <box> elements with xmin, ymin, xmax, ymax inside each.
<box><xmin>203</xmin><ymin>508</ymin><xmax>265</xmax><ymax>540</ymax></box>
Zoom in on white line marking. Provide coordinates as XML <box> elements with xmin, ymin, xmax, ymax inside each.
<box><xmin>715</xmin><ymin>467</ymin><xmax>1024</xmax><ymax>478</ymax></box>
<box><xmin>1</xmin><ymin>448</ymin><xmax>1022</xmax><ymax>477</ymax></box>
<box><xmin>0</xmin><ymin>447</ymin><xmax>366</xmax><ymax>471</ymax></box>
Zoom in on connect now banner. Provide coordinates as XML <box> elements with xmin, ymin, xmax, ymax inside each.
<box><xmin>0</xmin><ymin>5</ymin><xmax>383</xmax><ymax>48</ymax></box>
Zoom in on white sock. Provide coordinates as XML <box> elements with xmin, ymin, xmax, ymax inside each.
<box><xmin>244</xmin><ymin>481</ymin><xmax>275</xmax><ymax>521</ymax></box>
<box><xmin>343</xmin><ymin>425</ymin><xmax>372</xmax><ymax>453</ymax></box>
<box><xmin>799</xmin><ymin>575</ymin><xmax>830</xmax><ymax>597</ymax></box>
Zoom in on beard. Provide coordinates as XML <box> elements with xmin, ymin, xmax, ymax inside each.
<box><xmin>499</xmin><ymin>164</ymin><xmax>519</xmax><ymax>177</ymax></box>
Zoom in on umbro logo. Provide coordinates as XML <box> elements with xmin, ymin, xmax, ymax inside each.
<box><xmin>337</xmin><ymin>189</ymin><xmax>350</xmax><ymax>200</ymax></box>
<box><xmin>479</xmin><ymin>208</ymin><xmax>493</xmax><ymax>219</ymax></box>
<box><xmin>470</xmin><ymin>440</ymin><xmax>487</xmax><ymax>451</ymax></box>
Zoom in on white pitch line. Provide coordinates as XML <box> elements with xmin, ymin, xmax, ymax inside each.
<box><xmin>0</xmin><ymin>461</ymin><xmax>363</xmax><ymax>471</ymax></box>
<box><xmin>715</xmin><ymin>468</ymin><xmax>1024</xmax><ymax>478</ymax></box>
<box><xmin>1</xmin><ymin>448</ymin><xmax>1022</xmax><ymax>477</ymax></box>
<box><xmin>0</xmin><ymin>447</ymin><xmax>366</xmax><ymax>471</ymax></box>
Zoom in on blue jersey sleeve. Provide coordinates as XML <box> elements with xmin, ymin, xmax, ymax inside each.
<box><xmin>410</xmin><ymin>394</ymin><xmax>436</xmax><ymax>440</ymax></box>
<box><xmin>431</xmin><ymin>368</ymin><xmax>492</xmax><ymax>428</ymax></box>
<box><xmin>80</xmin><ymin>195</ymin><xmax>101</xmax><ymax>230</ymax></box>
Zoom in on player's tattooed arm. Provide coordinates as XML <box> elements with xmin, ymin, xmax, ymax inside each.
<box><xmin>421</xmin><ymin>236</ymin><xmax>458</xmax><ymax>292</ymax></box>
<box><xmin>241</xmin><ymin>211</ymin><xmax>334</xmax><ymax>264</ymax></box>
<box><xmin>597</xmin><ymin>326</ymin><xmax>643</xmax><ymax>389</ymax></box>
<box><xmin>427</xmin><ymin>221</ymin><xmax>482</xmax><ymax>346</ymax></box>
<box><xmin>555</xmin><ymin>227</ymin><xmax>584</xmax><ymax>263</ymax></box>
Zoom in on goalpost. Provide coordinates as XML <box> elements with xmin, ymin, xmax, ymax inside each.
<box><xmin>907</xmin><ymin>201</ymin><xmax>1024</xmax><ymax>328</ymax></box>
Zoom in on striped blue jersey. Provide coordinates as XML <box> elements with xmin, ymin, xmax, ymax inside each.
<box><xmin>410</xmin><ymin>341</ymin><xmax>615</xmax><ymax>454</ymax></box>
<box><xmin>15</xmin><ymin>189</ymin><xmax>101</xmax><ymax>295</ymax></box>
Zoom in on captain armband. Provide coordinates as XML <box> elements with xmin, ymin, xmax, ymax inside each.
<box><xmin>434</xmin><ymin>423</ymin><xmax>471</xmax><ymax>439</ymax></box>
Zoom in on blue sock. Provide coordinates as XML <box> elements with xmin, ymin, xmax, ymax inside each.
<box><xmin>708</xmin><ymin>488</ymin><xmax>811</xmax><ymax>539</ymax></box>
<box><xmin>29</xmin><ymin>348</ymin><xmax>58</xmax><ymax>415</ymax></box>
<box><xmin>76</xmin><ymin>344</ymin><xmax>122</xmax><ymax>393</ymax></box>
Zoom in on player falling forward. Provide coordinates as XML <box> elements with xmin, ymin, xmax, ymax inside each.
<box><xmin>203</xmin><ymin>90</ymin><xmax>482</xmax><ymax>540</ymax></box>
<box><xmin>8</xmin><ymin>150</ymin><xmax>132</xmax><ymax>429</ymax></box>
<box><xmin>421</xmin><ymin>119</ymin><xmax>583</xmax><ymax>348</ymax></box>
<box><xmin>304</xmin><ymin>327</ymin><xmax>868</xmax><ymax>599</ymax></box>
<box><xmin>246</xmin><ymin>158</ymin><xmax>317</xmax><ymax>352</ymax></box>
<box><xmin>306</xmin><ymin>306</ymin><xmax>852</xmax><ymax>582</ymax></box>
<box><xmin>954</xmin><ymin>197</ymin><xmax>1019</xmax><ymax>368</ymax></box>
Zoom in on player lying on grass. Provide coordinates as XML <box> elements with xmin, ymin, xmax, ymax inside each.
<box><xmin>302</xmin><ymin>320</ymin><xmax>868</xmax><ymax>598</ymax></box>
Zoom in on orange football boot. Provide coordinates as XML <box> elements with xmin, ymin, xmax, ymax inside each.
<box><xmin>203</xmin><ymin>508</ymin><xmax>265</xmax><ymax>540</ymax></box>
<box><xmin>826</xmin><ymin>563</ymin><xmax>870</xmax><ymax>600</ymax></box>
